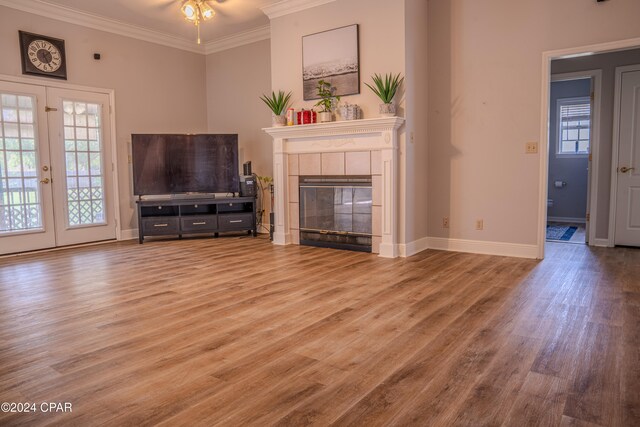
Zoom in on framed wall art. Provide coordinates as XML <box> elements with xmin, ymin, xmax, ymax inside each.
<box><xmin>302</xmin><ymin>24</ymin><xmax>359</xmax><ymax>101</ymax></box>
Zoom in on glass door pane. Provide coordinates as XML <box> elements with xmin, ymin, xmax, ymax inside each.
<box><xmin>0</xmin><ymin>93</ymin><xmax>42</xmax><ymax>233</ymax></box>
<box><xmin>299</xmin><ymin>184</ymin><xmax>372</xmax><ymax>234</ymax></box>
<box><xmin>48</xmin><ymin>87</ymin><xmax>115</xmax><ymax>247</ymax></box>
<box><xmin>62</xmin><ymin>100</ymin><xmax>105</xmax><ymax>227</ymax></box>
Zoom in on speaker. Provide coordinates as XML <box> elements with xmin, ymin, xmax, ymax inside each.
<box><xmin>243</xmin><ymin>161</ymin><xmax>252</xmax><ymax>176</ymax></box>
<box><xmin>270</xmin><ymin>212</ymin><xmax>274</xmax><ymax>241</ymax></box>
<box><xmin>240</xmin><ymin>175</ymin><xmax>257</xmax><ymax>197</ymax></box>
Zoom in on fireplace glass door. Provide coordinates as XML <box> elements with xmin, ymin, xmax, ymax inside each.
<box><xmin>299</xmin><ymin>176</ymin><xmax>372</xmax><ymax>252</ymax></box>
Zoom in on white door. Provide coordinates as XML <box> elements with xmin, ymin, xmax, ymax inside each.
<box><xmin>0</xmin><ymin>81</ymin><xmax>56</xmax><ymax>254</ymax></box>
<box><xmin>614</xmin><ymin>69</ymin><xmax>640</xmax><ymax>246</ymax></box>
<box><xmin>46</xmin><ymin>88</ymin><xmax>116</xmax><ymax>246</ymax></box>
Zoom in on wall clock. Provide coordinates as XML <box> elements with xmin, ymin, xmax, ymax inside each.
<box><xmin>19</xmin><ymin>31</ymin><xmax>67</xmax><ymax>80</ymax></box>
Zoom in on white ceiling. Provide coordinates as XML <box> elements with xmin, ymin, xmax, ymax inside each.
<box><xmin>19</xmin><ymin>0</ymin><xmax>273</xmax><ymax>44</ymax></box>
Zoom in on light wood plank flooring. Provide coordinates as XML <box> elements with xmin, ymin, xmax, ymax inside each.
<box><xmin>0</xmin><ymin>236</ymin><xmax>638</xmax><ymax>426</ymax></box>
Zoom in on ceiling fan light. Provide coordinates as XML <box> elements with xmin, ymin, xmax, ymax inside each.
<box><xmin>181</xmin><ymin>1</ymin><xmax>198</xmax><ymax>21</ymax></box>
<box><xmin>200</xmin><ymin>2</ymin><xmax>215</xmax><ymax>20</ymax></box>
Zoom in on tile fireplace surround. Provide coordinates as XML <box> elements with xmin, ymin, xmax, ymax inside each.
<box><xmin>264</xmin><ymin>117</ymin><xmax>405</xmax><ymax>258</ymax></box>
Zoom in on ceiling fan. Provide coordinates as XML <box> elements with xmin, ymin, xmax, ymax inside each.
<box><xmin>154</xmin><ymin>0</ymin><xmax>229</xmax><ymax>44</ymax></box>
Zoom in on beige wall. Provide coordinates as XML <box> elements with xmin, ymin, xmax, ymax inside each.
<box><xmin>0</xmin><ymin>6</ymin><xmax>208</xmax><ymax>232</ymax></box>
<box><xmin>404</xmin><ymin>0</ymin><xmax>429</xmax><ymax>244</ymax></box>
<box><xmin>427</xmin><ymin>0</ymin><xmax>640</xmax><ymax>245</ymax></box>
<box><xmin>205</xmin><ymin>40</ymin><xmax>272</xmax><ymax>176</ymax></box>
<box><xmin>205</xmin><ymin>39</ymin><xmax>272</xmax><ymax>230</ymax></box>
<box><xmin>270</xmin><ymin>0</ymin><xmax>406</xmax><ymax>117</ymax></box>
<box><xmin>7</xmin><ymin>0</ymin><xmax>637</xmax><ymax>250</ymax></box>
<box><xmin>552</xmin><ymin>48</ymin><xmax>640</xmax><ymax>240</ymax></box>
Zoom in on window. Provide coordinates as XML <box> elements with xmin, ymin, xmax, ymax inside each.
<box><xmin>557</xmin><ymin>97</ymin><xmax>591</xmax><ymax>156</ymax></box>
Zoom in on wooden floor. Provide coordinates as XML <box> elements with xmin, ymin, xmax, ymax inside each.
<box><xmin>0</xmin><ymin>236</ymin><xmax>638</xmax><ymax>426</ymax></box>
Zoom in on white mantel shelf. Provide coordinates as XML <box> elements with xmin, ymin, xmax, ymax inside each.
<box><xmin>263</xmin><ymin>116</ymin><xmax>405</xmax><ymax>258</ymax></box>
<box><xmin>263</xmin><ymin>116</ymin><xmax>405</xmax><ymax>139</ymax></box>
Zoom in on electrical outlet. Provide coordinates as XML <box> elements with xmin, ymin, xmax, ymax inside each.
<box><xmin>476</xmin><ymin>219</ymin><xmax>484</xmax><ymax>230</ymax></box>
<box><xmin>443</xmin><ymin>217</ymin><xmax>449</xmax><ymax>228</ymax></box>
<box><xmin>526</xmin><ymin>142</ymin><xmax>538</xmax><ymax>154</ymax></box>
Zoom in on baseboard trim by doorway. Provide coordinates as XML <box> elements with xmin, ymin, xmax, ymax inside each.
<box><xmin>547</xmin><ymin>216</ymin><xmax>586</xmax><ymax>224</ymax></box>
<box><xmin>120</xmin><ymin>228</ymin><xmax>139</xmax><ymax>240</ymax></box>
<box><xmin>591</xmin><ymin>238</ymin><xmax>611</xmax><ymax>247</ymax></box>
<box><xmin>426</xmin><ymin>237</ymin><xmax>538</xmax><ymax>259</ymax></box>
<box><xmin>0</xmin><ymin>239</ymin><xmax>117</xmax><ymax>259</ymax></box>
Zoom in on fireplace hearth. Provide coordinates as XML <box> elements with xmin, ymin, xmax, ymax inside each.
<box><xmin>299</xmin><ymin>176</ymin><xmax>372</xmax><ymax>252</ymax></box>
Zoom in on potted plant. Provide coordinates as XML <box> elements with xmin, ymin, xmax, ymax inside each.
<box><xmin>314</xmin><ymin>80</ymin><xmax>340</xmax><ymax>123</ymax></box>
<box><xmin>260</xmin><ymin>90</ymin><xmax>292</xmax><ymax>127</ymax></box>
<box><xmin>365</xmin><ymin>73</ymin><xmax>404</xmax><ymax>117</ymax></box>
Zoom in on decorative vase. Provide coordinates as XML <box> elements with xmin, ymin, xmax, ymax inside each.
<box><xmin>318</xmin><ymin>111</ymin><xmax>333</xmax><ymax>123</ymax></box>
<box><xmin>379</xmin><ymin>103</ymin><xmax>396</xmax><ymax>117</ymax></box>
<box><xmin>272</xmin><ymin>114</ymin><xmax>287</xmax><ymax>127</ymax></box>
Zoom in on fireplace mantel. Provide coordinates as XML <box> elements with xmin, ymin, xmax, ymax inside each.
<box><xmin>263</xmin><ymin>116</ymin><xmax>405</xmax><ymax>258</ymax></box>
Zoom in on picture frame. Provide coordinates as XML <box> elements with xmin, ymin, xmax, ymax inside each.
<box><xmin>19</xmin><ymin>31</ymin><xmax>67</xmax><ymax>80</ymax></box>
<box><xmin>302</xmin><ymin>24</ymin><xmax>359</xmax><ymax>101</ymax></box>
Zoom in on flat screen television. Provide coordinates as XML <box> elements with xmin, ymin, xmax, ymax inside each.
<box><xmin>132</xmin><ymin>134</ymin><xmax>239</xmax><ymax>196</ymax></box>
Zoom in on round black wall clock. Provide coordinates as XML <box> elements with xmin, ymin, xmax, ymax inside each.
<box><xmin>19</xmin><ymin>31</ymin><xmax>67</xmax><ymax>80</ymax></box>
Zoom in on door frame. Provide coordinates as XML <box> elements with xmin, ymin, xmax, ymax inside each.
<box><xmin>549</xmin><ymin>70</ymin><xmax>602</xmax><ymax>246</ymax></box>
<box><xmin>609</xmin><ymin>63</ymin><xmax>640</xmax><ymax>246</ymax></box>
<box><xmin>0</xmin><ymin>73</ymin><xmax>122</xmax><ymax>241</ymax></box>
<box><xmin>537</xmin><ymin>37</ymin><xmax>640</xmax><ymax>259</ymax></box>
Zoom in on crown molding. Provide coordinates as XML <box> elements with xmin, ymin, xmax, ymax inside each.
<box><xmin>260</xmin><ymin>0</ymin><xmax>338</xmax><ymax>20</ymax></box>
<box><xmin>204</xmin><ymin>25</ymin><xmax>270</xmax><ymax>55</ymax></box>
<box><xmin>0</xmin><ymin>0</ymin><xmax>272</xmax><ymax>55</ymax></box>
<box><xmin>0</xmin><ymin>0</ymin><xmax>204</xmax><ymax>54</ymax></box>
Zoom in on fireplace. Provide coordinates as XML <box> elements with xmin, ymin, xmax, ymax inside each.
<box><xmin>263</xmin><ymin>117</ymin><xmax>404</xmax><ymax>257</ymax></box>
<box><xmin>299</xmin><ymin>176</ymin><xmax>372</xmax><ymax>252</ymax></box>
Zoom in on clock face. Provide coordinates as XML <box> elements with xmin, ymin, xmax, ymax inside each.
<box><xmin>19</xmin><ymin>31</ymin><xmax>67</xmax><ymax>80</ymax></box>
<box><xmin>28</xmin><ymin>39</ymin><xmax>62</xmax><ymax>73</ymax></box>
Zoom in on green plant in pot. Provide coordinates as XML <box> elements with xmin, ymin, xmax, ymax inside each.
<box><xmin>260</xmin><ymin>90</ymin><xmax>292</xmax><ymax>127</ymax></box>
<box><xmin>314</xmin><ymin>80</ymin><xmax>340</xmax><ymax>123</ymax></box>
<box><xmin>365</xmin><ymin>73</ymin><xmax>404</xmax><ymax>117</ymax></box>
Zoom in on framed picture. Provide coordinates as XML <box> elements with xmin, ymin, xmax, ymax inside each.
<box><xmin>302</xmin><ymin>24</ymin><xmax>359</xmax><ymax>101</ymax></box>
<box><xmin>19</xmin><ymin>31</ymin><xmax>67</xmax><ymax>80</ymax></box>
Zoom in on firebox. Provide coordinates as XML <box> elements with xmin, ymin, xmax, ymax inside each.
<box><xmin>299</xmin><ymin>176</ymin><xmax>372</xmax><ymax>252</ymax></box>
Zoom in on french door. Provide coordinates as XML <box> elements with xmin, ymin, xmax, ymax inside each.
<box><xmin>47</xmin><ymin>88</ymin><xmax>116</xmax><ymax>247</ymax></box>
<box><xmin>0</xmin><ymin>82</ymin><xmax>56</xmax><ymax>253</ymax></box>
<box><xmin>0</xmin><ymin>81</ymin><xmax>116</xmax><ymax>255</ymax></box>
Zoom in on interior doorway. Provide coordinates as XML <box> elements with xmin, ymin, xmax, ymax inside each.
<box><xmin>0</xmin><ymin>78</ymin><xmax>118</xmax><ymax>255</ymax></box>
<box><xmin>545</xmin><ymin>75</ymin><xmax>596</xmax><ymax>244</ymax></box>
<box><xmin>538</xmin><ymin>40</ymin><xmax>640</xmax><ymax>258</ymax></box>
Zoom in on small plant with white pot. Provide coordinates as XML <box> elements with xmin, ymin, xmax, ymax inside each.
<box><xmin>260</xmin><ymin>90</ymin><xmax>292</xmax><ymax>127</ymax></box>
<box><xmin>314</xmin><ymin>80</ymin><xmax>340</xmax><ymax>123</ymax></box>
<box><xmin>365</xmin><ymin>73</ymin><xmax>403</xmax><ymax>116</ymax></box>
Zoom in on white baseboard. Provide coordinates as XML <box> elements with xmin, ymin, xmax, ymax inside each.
<box><xmin>425</xmin><ymin>237</ymin><xmax>539</xmax><ymax>259</ymax></box>
<box><xmin>397</xmin><ymin>236</ymin><xmax>538</xmax><ymax>259</ymax></box>
<box><xmin>590</xmin><ymin>238</ymin><xmax>611</xmax><ymax>247</ymax></box>
<box><xmin>120</xmin><ymin>228</ymin><xmax>139</xmax><ymax>240</ymax></box>
<box><xmin>398</xmin><ymin>237</ymin><xmax>430</xmax><ymax>257</ymax></box>
<box><xmin>548</xmin><ymin>216</ymin><xmax>586</xmax><ymax>224</ymax></box>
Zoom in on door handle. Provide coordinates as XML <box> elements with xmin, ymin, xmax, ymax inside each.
<box><xmin>40</xmin><ymin>178</ymin><xmax>50</xmax><ymax>184</ymax></box>
<box><xmin>620</xmin><ymin>166</ymin><xmax>635</xmax><ymax>173</ymax></box>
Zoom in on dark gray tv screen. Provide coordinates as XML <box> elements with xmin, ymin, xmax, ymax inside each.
<box><xmin>132</xmin><ymin>134</ymin><xmax>239</xmax><ymax>196</ymax></box>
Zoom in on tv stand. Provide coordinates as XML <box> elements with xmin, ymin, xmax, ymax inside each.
<box><xmin>136</xmin><ymin>196</ymin><xmax>256</xmax><ymax>244</ymax></box>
